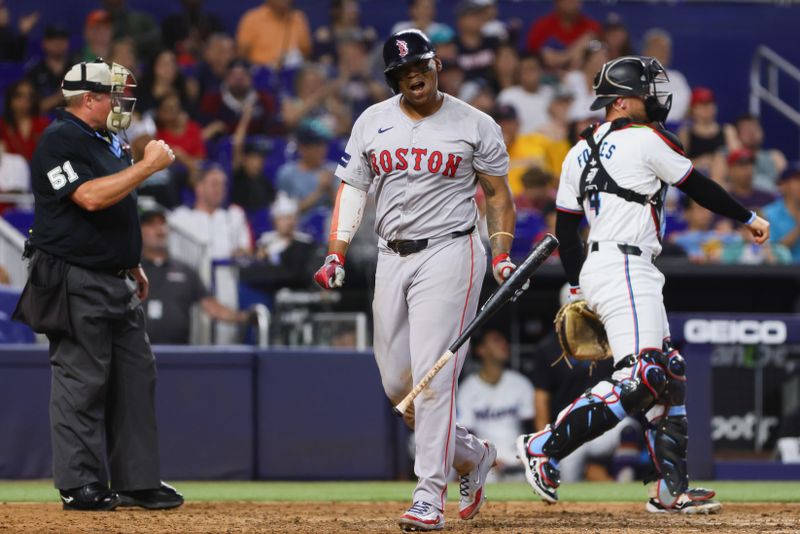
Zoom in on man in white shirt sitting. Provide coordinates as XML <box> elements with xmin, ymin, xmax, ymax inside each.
<box><xmin>169</xmin><ymin>164</ymin><xmax>252</xmax><ymax>342</ymax></box>
<box><xmin>457</xmin><ymin>329</ymin><xmax>535</xmax><ymax>481</ymax></box>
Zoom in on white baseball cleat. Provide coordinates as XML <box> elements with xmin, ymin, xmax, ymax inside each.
<box><xmin>458</xmin><ymin>440</ymin><xmax>497</xmax><ymax>520</ymax></box>
<box><xmin>398</xmin><ymin>501</ymin><xmax>444</xmax><ymax>532</ymax></box>
<box><xmin>516</xmin><ymin>433</ymin><xmax>560</xmax><ymax>504</ymax></box>
<box><xmin>646</xmin><ymin>487</ymin><xmax>721</xmax><ymax>514</ymax></box>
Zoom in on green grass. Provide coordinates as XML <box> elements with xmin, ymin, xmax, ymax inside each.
<box><xmin>1</xmin><ymin>480</ymin><xmax>799</xmax><ymax>503</ymax></box>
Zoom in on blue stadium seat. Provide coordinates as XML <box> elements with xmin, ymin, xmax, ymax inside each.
<box><xmin>512</xmin><ymin>211</ymin><xmax>545</xmax><ymax>258</ymax></box>
<box><xmin>0</xmin><ymin>285</ymin><xmax>35</xmax><ymax>343</ymax></box>
<box><xmin>252</xmin><ymin>66</ymin><xmax>275</xmax><ymax>92</ymax></box>
<box><xmin>0</xmin><ymin>62</ymin><xmax>25</xmax><ymax>102</ymax></box>
<box><xmin>299</xmin><ymin>207</ymin><xmax>329</xmax><ymax>243</ymax></box>
<box><xmin>3</xmin><ymin>208</ymin><xmax>34</xmax><ymax>236</ymax></box>
<box><xmin>248</xmin><ymin>207</ymin><xmax>273</xmax><ymax>238</ymax></box>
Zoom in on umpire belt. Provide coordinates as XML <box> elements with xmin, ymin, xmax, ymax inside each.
<box><xmin>387</xmin><ymin>226</ymin><xmax>475</xmax><ymax>257</ymax></box>
<box><xmin>589</xmin><ymin>241</ymin><xmax>655</xmax><ymax>263</ymax></box>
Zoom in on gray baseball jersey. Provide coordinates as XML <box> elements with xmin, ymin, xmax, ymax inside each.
<box><xmin>335</xmin><ymin>93</ymin><xmax>508</xmax><ymax>241</ymax></box>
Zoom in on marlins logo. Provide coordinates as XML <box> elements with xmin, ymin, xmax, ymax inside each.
<box><xmin>396</xmin><ymin>40</ymin><xmax>409</xmax><ymax>58</ymax></box>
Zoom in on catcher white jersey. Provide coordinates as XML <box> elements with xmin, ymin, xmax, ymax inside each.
<box><xmin>556</xmin><ymin>122</ymin><xmax>692</xmax><ymax>254</ymax></box>
<box><xmin>335</xmin><ymin>93</ymin><xmax>508</xmax><ymax>241</ymax></box>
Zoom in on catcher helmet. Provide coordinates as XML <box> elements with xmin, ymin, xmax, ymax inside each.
<box><xmin>590</xmin><ymin>55</ymin><xmax>672</xmax><ymax>123</ymax></box>
<box><xmin>382</xmin><ymin>29</ymin><xmax>436</xmax><ymax>93</ymax></box>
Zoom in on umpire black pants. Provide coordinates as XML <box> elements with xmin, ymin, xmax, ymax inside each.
<box><xmin>49</xmin><ymin>264</ymin><xmax>161</xmax><ymax>491</ymax></box>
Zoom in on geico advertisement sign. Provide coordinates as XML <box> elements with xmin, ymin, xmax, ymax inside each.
<box><xmin>683</xmin><ymin>319</ymin><xmax>787</xmax><ymax>345</ymax></box>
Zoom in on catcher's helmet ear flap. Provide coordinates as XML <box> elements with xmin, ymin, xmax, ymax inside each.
<box><xmin>383</xmin><ymin>29</ymin><xmax>436</xmax><ymax>93</ymax></box>
<box><xmin>590</xmin><ymin>55</ymin><xmax>672</xmax><ymax>122</ymax></box>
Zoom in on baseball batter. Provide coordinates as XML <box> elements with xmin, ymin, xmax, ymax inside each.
<box><xmin>516</xmin><ymin>56</ymin><xmax>770</xmax><ymax>513</ymax></box>
<box><xmin>313</xmin><ymin>29</ymin><xmax>518</xmax><ymax>531</ymax></box>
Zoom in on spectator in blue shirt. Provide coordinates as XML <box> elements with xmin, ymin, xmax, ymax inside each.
<box><xmin>276</xmin><ymin>124</ymin><xmax>339</xmax><ymax>218</ymax></box>
<box><xmin>763</xmin><ymin>164</ymin><xmax>800</xmax><ymax>262</ymax></box>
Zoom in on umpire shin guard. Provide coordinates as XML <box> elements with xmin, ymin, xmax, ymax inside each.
<box><xmin>646</xmin><ymin>413</ymin><xmax>690</xmax><ymax>508</ymax></box>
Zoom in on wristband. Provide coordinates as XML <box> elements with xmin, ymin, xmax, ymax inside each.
<box><xmin>489</xmin><ymin>231</ymin><xmax>514</xmax><ymax>241</ymax></box>
<box><xmin>326</xmin><ymin>252</ymin><xmax>345</xmax><ymax>265</ymax></box>
<box><xmin>746</xmin><ymin>211</ymin><xmax>757</xmax><ymax>225</ymax></box>
<box><xmin>492</xmin><ymin>253</ymin><xmax>510</xmax><ymax>268</ymax></box>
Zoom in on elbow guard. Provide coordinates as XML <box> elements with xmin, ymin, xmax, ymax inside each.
<box><xmin>329</xmin><ymin>182</ymin><xmax>367</xmax><ymax>244</ymax></box>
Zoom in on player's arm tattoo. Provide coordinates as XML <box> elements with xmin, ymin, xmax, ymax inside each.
<box><xmin>477</xmin><ymin>172</ymin><xmax>515</xmax><ymax>258</ymax></box>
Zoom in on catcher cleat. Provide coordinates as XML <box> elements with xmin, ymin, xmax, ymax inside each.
<box><xmin>398</xmin><ymin>501</ymin><xmax>444</xmax><ymax>532</ymax></box>
<box><xmin>516</xmin><ymin>434</ymin><xmax>559</xmax><ymax>504</ymax></box>
<box><xmin>458</xmin><ymin>440</ymin><xmax>497</xmax><ymax>520</ymax></box>
<box><xmin>645</xmin><ymin>490</ymin><xmax>721</xmax><ymax>514</ymax></box>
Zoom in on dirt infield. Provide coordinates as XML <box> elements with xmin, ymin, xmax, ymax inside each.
<box><xmin>1</xmin><ymin>501</ymin><xmax>798</xmax><ymax>533</ymax></box>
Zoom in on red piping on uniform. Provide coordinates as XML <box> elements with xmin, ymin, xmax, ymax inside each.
<box><xmin>440</xmin><ymin>233</ymin><xmax>475</xmax><ymax>510</ymax></box>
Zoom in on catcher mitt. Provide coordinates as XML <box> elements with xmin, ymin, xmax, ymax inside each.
<box><xmin>553</xmin><ymin>300</ymin><xmax>612</xmax><ymax>368</ymax></box>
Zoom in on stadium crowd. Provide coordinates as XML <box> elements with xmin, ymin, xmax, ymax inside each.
<box><xmin>0</xmin><ymin>0</ymin><xmax>798</xmax><ymax>343</ymax></box>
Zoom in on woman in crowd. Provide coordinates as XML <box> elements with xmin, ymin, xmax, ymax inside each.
<box><xmin>678</xmin><ymin>87</ymin><xmax>731</xmax><ymax>183</ymax></box>
<box><xmin>154</xmin><ymin>92</ymin><xmax>206</xmax><ymax>183</ymax></box>
<box><xmin>0</xmin><ymin>79</ymin><xmax>49</xmax><ymax>162</ymax></box>
<box><xmin>135</xmin><ymin>49</ymin><xmax>198</xmax><ymax>114</ymax></box>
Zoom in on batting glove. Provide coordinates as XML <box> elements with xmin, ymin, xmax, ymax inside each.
<box><xmin>567</xmin><ymin>285</ymin><xmax>584</xmax><ymax>303</ymax></box>
<box><xmin>314</xmin><ymin>253</ymin><xmax>346</xmax><ymax>289</ymax></box>
<box><xmin>492</xmin><ymin>253</ymin><xmax>529</xmax><ymax>300</ymax></box>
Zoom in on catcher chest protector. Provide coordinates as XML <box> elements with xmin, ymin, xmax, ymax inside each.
<box><xmin>578</xmin><ymin>119</ymin><xmax>668</xmax><ymax>240</ymax></box>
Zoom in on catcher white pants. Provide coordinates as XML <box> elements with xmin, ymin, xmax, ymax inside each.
<box><xmin>579</xmin><ymin>243</ymin><xmax>671</xmax><ymax>364</ymax></box>
<box><xmin>373</xmin><ymin>231</ymin><xmax>487</xmax><ymax>510</ymax></box>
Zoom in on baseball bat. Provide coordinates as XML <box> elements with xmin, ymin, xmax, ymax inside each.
<box><xmin>392</xmin><ymin>233</ymin><xmax>559</xmax><ymax>416</ymax></box>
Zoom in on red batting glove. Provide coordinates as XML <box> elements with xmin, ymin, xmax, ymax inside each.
<box><xmin>492</xmin><ymin>253</ymin><xmax>515</xmax><ymax>285</ymax></box>
<box><xmin>314</xmin><ymin>253</ymin><xmax>346</xmax><ymax>289</ymax></box>
<box><xmin>492</xmin><ymin>253</ymin><xmax>530</xmax><ymax>300</ymax></box>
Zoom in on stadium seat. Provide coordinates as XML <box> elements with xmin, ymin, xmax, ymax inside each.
<box><xmin>512</xmin><ymin>211</ymin><xmax>545</xmax><ymax>258</ymax></box>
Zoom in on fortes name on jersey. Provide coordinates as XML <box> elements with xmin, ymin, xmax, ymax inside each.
<box><xmin>367</xmin><ymin>148</ymin><xmax>463</xmax><ymax>178</ymax></box>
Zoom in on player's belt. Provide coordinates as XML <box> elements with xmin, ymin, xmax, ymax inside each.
<box><xmin>589</xmin><ymin>242</ymin><xmax>655</xmax><ymax>262</ymax></box>
<box><xmin>387</xmin><ymin>226</ymin><xmax>475</xmax><ymax>257</ymax></box>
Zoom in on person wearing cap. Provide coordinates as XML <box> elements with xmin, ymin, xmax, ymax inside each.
<box><xmin>230</xmin><ymin>136</ymin><xmax>276</xmax><ymax>211</ymax></box>
<box><xmin>733</xmin><ymin>113</ymin><xmax>787</xmax><ymax>192</ymax></box>
<box><xmin>25</xmin><ymin>24</ymin><xmax>74</xmax><ymax>113</ymax></box>
<box><xmin>276</xmin><ymin>124</ymin><xmax>339</xmax><ymax>217</ymax></box>
<box><xmin>239</xmin><ymin>193</ymin><xmax>318</xmax><ymax>293</ymax></box>
<box><xmin>726</xmin><ymin>148</ymin><xmax>776</xmax><ymax>211</ymax></box>
<box><xmin>763</xmin><ymin>164</ymin><xmax>800</xmax><ymax>262</ymax></box>
<box><xmin>453</xmin><ymin>0</ymin><xmax>501</xmax><ymax>81</ymax></box>
<box><xmin>82</xmin><ymin>9</ymin><xmax>113</xmax><ymax>62</ymax></box>
<box><xmin>677</xmin><ymin>87</ymin><xmax>729</xmax><ymax>183</ymax></box>
<box><xmin>139</xmin><ymin>203</ymin><xmax>250</xmax><ymax>344</ymax></box>
<box><xmin>19</xmin><ymin>59</ymin><xmax>180</xmax><ymax>511</ymax></box>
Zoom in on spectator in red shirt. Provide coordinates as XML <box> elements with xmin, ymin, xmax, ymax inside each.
<box><xmin>525</xmin><ymin>0</ymin><xmax>600</xmax><ymax>71</ymax></box>
<box><xmin>155</xmin><ymin>92</ymin><xmax>206</xmax><ymax>182</ymax></box>
<box><xmin>0</xmin><ymin>79</ymin><xmax>50</xmax><ymax>162</ymax></box>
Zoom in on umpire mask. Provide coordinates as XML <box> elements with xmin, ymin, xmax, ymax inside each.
<box><xmin>62</xmin><ymin>59</ymin><xmax>138</xmax><ymax>133</ymax></box>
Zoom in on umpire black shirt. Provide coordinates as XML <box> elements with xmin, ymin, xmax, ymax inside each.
<box><xmin>30</xmin><ymin>110</ymin><xmax>141</xmax><ymax>270</ymax></box>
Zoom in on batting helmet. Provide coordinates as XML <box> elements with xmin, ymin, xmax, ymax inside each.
<box><xmin>382</xmin><ymin>29</ymin><xmax>436</xmax><ymax>93</ymax></box>
<box><xmin>590</xmin><ymin>55</ymin><xmax>673</xmax><ymax>123</ymax></box>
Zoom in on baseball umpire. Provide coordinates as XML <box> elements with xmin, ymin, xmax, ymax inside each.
<box><xmin>13</xmin><ymin>59</ymin><xmax>182</xmax><ymax>511</ymax></box>
<box><xmin>516</xmin><ymin>56</ymin><xmax>770</xmax><ymax>513</ymax></box>
<box><xmin>314</xmin><ymin>29</ymin><xmax>519</xmax><ymax>531</ymax></box>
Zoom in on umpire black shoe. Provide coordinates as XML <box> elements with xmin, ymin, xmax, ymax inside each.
<box><xmin>59</xmin><ymin>482</ymin><xmax>121</xmax><ymax>511</ymax></box>
<box><xmin>118</xmin><ymin>482</ymin><xmax>184</xmax><ymax>510</ymax></box>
